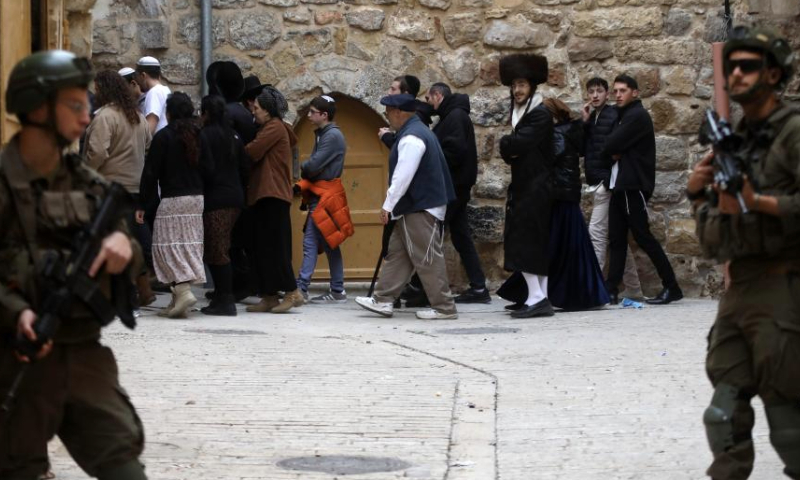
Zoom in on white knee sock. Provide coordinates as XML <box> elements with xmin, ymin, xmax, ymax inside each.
<box><xmin>522</xmin><ymin>272</ymin><xmax>547</xmax><ymax>306</ymax></box>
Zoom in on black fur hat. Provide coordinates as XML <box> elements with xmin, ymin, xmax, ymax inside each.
<box><xmin>206</xmin><ymin>61</ymin><xmax>245</xmax><ymax>102</ymax></box>
<box><xmin>499</xmin><ymin>54</ymin><xmax>548</xmax><ymax>87</ymax></box>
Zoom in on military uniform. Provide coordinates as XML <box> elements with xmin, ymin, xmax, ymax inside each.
<box><xmin>695</xmin><ymin>102</ymin><xmax>800</xmax><ymax>479</ymax></box>
<box><xmin>0</xmin><ymin>50</ymin><xmax>146</xmax><ymax>480</ymax></box>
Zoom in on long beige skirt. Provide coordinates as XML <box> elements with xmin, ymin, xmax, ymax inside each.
<box><xmin>152</xmin><ymin>195</ymin><xmax>206</xmax><ymax>284</ymax></box>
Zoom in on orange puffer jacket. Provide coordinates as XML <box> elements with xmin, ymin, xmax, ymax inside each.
<box><xmin>296</xmin><ymin>178</ymin><xmax>354</xmax><ymax>250</ymax></box>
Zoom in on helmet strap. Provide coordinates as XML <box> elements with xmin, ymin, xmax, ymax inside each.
<box><xmin>726</xmin><ymin>68</ymin><xmax>774</xmax><ymax>104</ymax></box>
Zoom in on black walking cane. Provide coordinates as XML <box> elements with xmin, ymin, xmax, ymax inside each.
<box><xmin>367</xmin><ymin>219</ymin><xmax>396</xmax><ymax>297</ymax></box>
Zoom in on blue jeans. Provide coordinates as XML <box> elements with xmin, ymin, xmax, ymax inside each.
<box><xmin>296</xmin><ymin>205</ymin><xmax>344</xmax><ymax>293</ymax></box>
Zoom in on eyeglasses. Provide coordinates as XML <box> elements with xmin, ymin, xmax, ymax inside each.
<box><xmin>59</xmin><ymin>100</ymin><xmax>91</xmax><ymax>115</ymax></box>
<box><xmin>725</xmin><ymin>58</ymin><xmax>765</xmax><ymax>75</ymax></box>
<box><xmin>308</xmin><ymin>109</ymin><xmax>322</xmax><ymax>116</ymax></box>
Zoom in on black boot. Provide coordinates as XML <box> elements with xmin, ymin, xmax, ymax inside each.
<box><xmin>201</xmin><ymin>294</ymin><xmax>237</xmax><ymax>316</ymax></box>
<box><xmin>202</xmin><ymin>264</ymin><xmax>237</xmax><ymax>316</ymax></box>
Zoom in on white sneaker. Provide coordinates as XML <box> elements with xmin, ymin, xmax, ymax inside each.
<box><xmin>415</xmin><ymin>308</ymin><xmax>458</xmax><ymax>320</ymax></box>
<box><xmin>355</xmin><ymin>296</ymin><xmax>393</xmax><ymax>317</ymax></box>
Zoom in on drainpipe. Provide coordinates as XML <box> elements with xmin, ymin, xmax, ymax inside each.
<box><xmin>200</xmin><ymin>0</ymin><xmax>212</xmax><ymax>96</ymax></box>
<box><xmin>711</xmin><ymin>1</ymin><xmax>732</xmax><ymax>119</ymax></box>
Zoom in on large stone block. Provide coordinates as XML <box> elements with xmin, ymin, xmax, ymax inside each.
<box><xmin>443</xmin><ymin>12</ymin><xmax>483</xmax><ymax>48</ymax></box>
<box><xmin>467</xmin><ymin>203</ymin><xmax>505</xmax><ymax>243</ymax></box>
<box><xmin>440</xmin><ymin>47</ymin><xmax>480</xmax><ymax>87</ymax></box>
<box><xmin>567</xmin><ymin>36</ymin><xmax>613</xmax><ymax>61</ymax></box>
<box><xmin>318</xmin><ymin>70</ymin><xmax>359</xmax><ymax>93</ymax></box>
<box><xmin>521</xmin><ymin>8</ymin><xmax>564</xmax><ymax>26</ymax></box>
<box><xmin>475</xmin><ymin>160</ymin><xmax>510</xmax><ymax>200</ymax></box>
<box><xmin>284</xmin><ymin>8</ymin><xmax>312</xmax><ymax>23</ymax></box>
<box><xmin>547</xmin><ymin>64</ymin><xmax>567</xmax><ymax>87</ymax></box>
<box><xmin>137</xmin><ymin>20</ymin><xmax>169</xmax><ymax>49</ymax></box>
<box><xmin>161</xmin><ymin>52</ymin><xmax>200</xmax><ymax>85</ymax></box>
<box><xmin>210</xmin><ymin>0</ymin><xmax>255</xmax><ymax>7</ymax></box>
<box><xmin>656</xmin><ymin>136</ymin><xmax>690</xmax><ymax>171</ymax></box>
<box><xmin>285</xmin><ymin>28</ymin><xmax>334</xmax><ymax>56</ymax></box>
<box><xmin>419</xmin><ymin>0</ymin><xmax>452</xmax><ymax>9</ymax></box>
<box><xmin>66</xmin><ymin>0</ymin><xmax>98</xmax><ymax>12</ymax></box>
<box><xmin>652</xmin><ymin>171</ymin><xmax>689</xmax><ymax>203</ymax></box>
<box><xmin>573</xmin><ymin>7</ymin><xmax>663</xmax><ymax>37</ymax></box>
<box><xmin>316</xmin><ymin>11</ymin><xmax>344</xmax><ymax>25</ymax></box>
<box><xmin>597</xmin><ymin>0</ymin><xmax>676</xmax><ymax>5</ymax></box>
<box><xmin>703</xmin><ymin>10</ymin><xmax>728</xmax><ymax>43</ymax></box>
<box><xmin>388</xmin><ymin>10</ymin><xmax>436</xmax><ymax>41</ymax></box>
<box><xmin>614</xmin><ymin>39</ymin><xmax>707</xmax><ymax>65</ymax></box>
<box><xmin>346</xmin><ymin>41</ymin><xmax>375</xmax><ymax>61</ymax></box>
<box><xmin>302</xmin><ymin>0</ymin><xmax>339</xmax><ymax>4</ymax></box>
<box><xmin>479</xmin><ymin>53</ymin><xmax>502</xmax><ymax>85</ymax></box>
<box><xmin>271</xmin><ymin>45</ymin><xmax>305</xmax><ymax>78</ymax></box>
<box><xmin>350</xmin><ymin>64</ymin><xmax>395</xmax><ymax>103</ymax></box>
<box><xmin>483</xmin><ymin>15</ymin><xmax>553</xmax><ymax>49</ymax></box>
<box><xmin>626</xmin><ymin>67</ymin><xmax>660</xmax><ymax>98</ymax></box>
<box><xmin>650</xmin><ymin>98</ymin><xmax>706</xmax><ymax>134</ymax></box>
<box><xmin>178</xmin><ymin>15</ymin><xmax>227</xmax><ymax>47</ymax></box>
<box><xmin>665</xmin><ymin>8</ymin><xmax>693</xmax><ymax>36</ymax></box>
<box><xmin>773</xmin><ymin>0</ymin><xmax>800</xmax><ymax>15</ymax></box>
<box><xmin>470</xmin><ymin>87</ymin><xmax>510</xmax><ymax>126</ymax></box>
<box><xmin>345</xmin><ymin>9</ymin><xmax>386</xmax><ymax>31</ymax></box>
<box><xmin>281</xmin><ymin>71</ymin><xmax>322</xmax><ymax>99</ymax></box>
<box><xmin>230</xmin><ymin>13</ymin><xmax>281</xmax><ymax>50</ymax></box>
<box><xmin>313</xmin><ymin>56</ymin><xmax>360</xmax><ymax>72</ymax></box>
<box><xmin>460</xmin><ymin>0</ymin><xmax>492</xmax><ymax>6</ymax></box>
<box><xmin>666</xmin><ymin>218</ymin><xmax>702</xmax><ymax>256</ymax></box>
<box><xmin>376</xmin><ymin>40</ymin><xmax>419</xmax><ymax>72</ymax></box>
<box><xmin>664</xmin><ymin>65</ymin><xmax>696</xmax><ymax>95</ymax></box>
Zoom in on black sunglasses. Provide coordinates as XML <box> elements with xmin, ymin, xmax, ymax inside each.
<box><xmin>725</xmin><ymin>58</ymin><xmax>764</xmax><ymax>75</ymax></box>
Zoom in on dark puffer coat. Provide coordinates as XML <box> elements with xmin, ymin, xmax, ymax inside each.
<box><xmin>583</xmin><ymin>104</ymin><xmax>617</xmax><ymax>187</ymax></box>
<box><xmin>432</xmin><ymin>93</ymin><xmax>478</xmax><ymax>199</ymax></box>
<box><xmin>551</xmin><ymin>119</ymin><xmax>584</xmax><ymax>203</ymax></box>
<box><xmin>499</xmin><ymin>103</ymin><xmax>554</xmax><ymax>275</ymax></box>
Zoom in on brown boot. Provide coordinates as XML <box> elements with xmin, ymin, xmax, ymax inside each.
<box><xmin>271</xmin><ymin>289</ymin><xmax>304</xmax><ymax>313</ymax></box>
<box><xmin>246</xmin><ymin>295</ymin><xmax>280</xmax><ymax>313</ymax></box>
<box><xmin>135</xmin><ymin>274</ymin><xmax>156</xmax><ymax>306</ymax></box>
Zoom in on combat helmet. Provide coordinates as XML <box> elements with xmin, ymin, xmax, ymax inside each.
<box><xmin>5</xmin><ymin>50</ymin><xmax>94</xmax><ymax>116</ymax></box>
<box><xmin>723</xmin><ymin>25</ymin><xmax>795</xmax><ymax>88</ymax></box>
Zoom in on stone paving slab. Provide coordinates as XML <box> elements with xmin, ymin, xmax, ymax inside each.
<box><xmin>47</xmin><ymin>292</ymin><xmax>784</xmax><ymax>479</ymax></box>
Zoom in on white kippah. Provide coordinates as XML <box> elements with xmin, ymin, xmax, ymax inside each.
<box><xmin>118</xmin><ymin>67</ymin><xmax>136</xmax><ymax>76</ymax></box>
<box><xmin>321</xmin><ymin>95</ymin><xmax>335</xmax><ymax>103</ymax></box>
<box><xmin>136</xmin><ymin>56</ymin><xmax>160</xmax><ymax>67</ymax></box>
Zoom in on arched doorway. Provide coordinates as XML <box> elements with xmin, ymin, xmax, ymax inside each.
<box><xmin>291</xmin><ymin>94</ymin><xmax>390</xmax><ymax>281</ymax></box>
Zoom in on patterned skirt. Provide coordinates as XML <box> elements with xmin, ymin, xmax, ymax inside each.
<box><xmin>152</xmin><ymin>195</ymin><xmax>206</xmax><ymax>284</ymax></box>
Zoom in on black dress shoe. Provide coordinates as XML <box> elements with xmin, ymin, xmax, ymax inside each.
<box><xmin>504</xmin><ymin>302</ymin><xmax>525</xmax><ymax>311</ymax></box>
<box><xmin>455</xmin><ymin>287</ymin><xmax>492</xmax><ymax>304</ymax></box>
<box><xmin>646</xmin><ymin>286</ymin><xmax>683</xmax><ymax>305</ymax></box>
<box><xmin>510</xmin><ymin>298</ymin><xmax>555</xmax><ymax>318</ymax></box>
<box><xmin>608</xmin><ymin>292</ymin><xmax>619</xmax><ymax>305</ymax></box>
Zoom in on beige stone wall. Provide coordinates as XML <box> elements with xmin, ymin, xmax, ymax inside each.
<box><xmin>89</xmin><ymin>0</ymin><xmax>799</xmax><ymax>297</ymax></box>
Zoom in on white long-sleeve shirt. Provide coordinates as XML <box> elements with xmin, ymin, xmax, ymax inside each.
<box><xmin>382</xmin><ymin>134</ymin><xmax>447</xmax><ymax>221</ymax></box>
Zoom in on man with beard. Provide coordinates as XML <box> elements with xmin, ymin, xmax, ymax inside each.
<box><xmin>497</xmin><ymin>53</ymin><xmax>555</xmax><ymax>318</ymax></box>
<box><xmin>688</xmin><ymin>25</ymin><xmax>799</xmax><ymax>480</ymax></box>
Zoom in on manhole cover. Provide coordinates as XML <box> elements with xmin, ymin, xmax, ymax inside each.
<box><xmin>277</xmin><ymin>455</ymin><xmax>411</xmax><ymax>475</ymax></box>
<box><xmin>436</xmin><ymin>327</ymin><xmax>520</xmax><ymax>335</ymax></box>
<box><xmin>184</xmin><ymin>328</ymin><xmax>266</xmax><ymax>335</ymax></box>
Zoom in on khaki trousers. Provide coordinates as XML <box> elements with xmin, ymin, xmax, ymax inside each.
<box><xmin>588</xmin><ymin>185</ymin><xmax>642</xmax><ymax>294</ymax></box>
<box><xmin>375</xmin><ymin>212</ymin><xmax>457</xmax><ymax>314</ymax></box>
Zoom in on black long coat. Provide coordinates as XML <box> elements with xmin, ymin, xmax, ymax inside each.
<box><xmin>499</xmin><ymin>103</ymin><xmax>554</xmax><ymax>275</ymax></box>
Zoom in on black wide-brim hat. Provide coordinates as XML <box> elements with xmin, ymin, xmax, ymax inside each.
<box><xmin>206</xmin><ymin>61</ymin><xmax>245</xmax><ymax>102</ymax></box>
<box><xmin>241</xmin><ymin>74</ymin><xmax>267</xmax><ymax>100</ymax></box>
<box><xmin>499</xmin><ymin>54</ymin><xmax>548</xmax><ymax>87</ymax></box>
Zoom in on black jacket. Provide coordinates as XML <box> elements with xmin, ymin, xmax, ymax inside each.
<box><xmin>601</xmin><ymin>99</ymin><xmax>656</xmax><ymax>197</ymax></box>
<box><xmin>552</xmin><ymin>119</ymin><xmax>583</xmax><ymax>203</ymax></box>
<box><xmin>226</xmin><ymin>102</ymin><xmax>257</xmax><ymax>146</ymax></box>
<box><xmin>140</xmin><ymin>124</ymin><xmax>204</xmax><ymax>212</ymax></box>
<box><xmin>583</xmin><ymin>104</ymin><xmax>617</xmax><ymax>187</ymax></box>
<box><xmin>200</xmin><ymin>123</ymin><xmax>248</xmax><ymax>211</ymax></box>
<box><xmin>432</xmin><ymin>93</ymin><xmax>478</xmax><ymax>198</ymax></box>
<box><xmin>499</xmin><ymin>103</ymin><xmax>554</xmax><ymax>275</ymax></box>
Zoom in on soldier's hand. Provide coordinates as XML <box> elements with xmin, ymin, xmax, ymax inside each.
<box><xmin>716</xmin><ymin>189</ymin><xmax>741</xmax><ymax>214</ymax></box>
<box><xmin>89</xmin><ymin>231</ymin><xmax>132</xmax><ymax>277</ymax></box>
<box><xmin>688</xmin><ymin>152</ymin><xmax>714</xmax><ymax>195</ymax></box>
<box><xmin>16</xmin><ymin>309</ymin><xmax>53</xmax><ymax>362</ymax></box>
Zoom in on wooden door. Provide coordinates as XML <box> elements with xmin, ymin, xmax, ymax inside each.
<box><xmin>291</xmin><ymin>95</ymin><xmax>390</xmax><ymax>280</ymax></box>
<box><xmin>0</xmin><ymin>1</ymin><xmax>32</xmax><ymax>144</ymax></box>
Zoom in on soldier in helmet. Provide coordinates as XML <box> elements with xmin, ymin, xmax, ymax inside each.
<box><xmin>0</xmin><ymin>51</ymin><xmax>147</xmax><ymax>479</ymax></box>
<box><xmin>687</xmin><ymin>25</ymin><xmax>800</xmax><ymax>479</ymax></box>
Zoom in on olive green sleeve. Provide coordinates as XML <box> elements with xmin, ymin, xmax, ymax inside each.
<box><xmin>775</xmin><ymin>124</ymin><xmax>800</xmax><ymax>224</ymax></box>
<box><xmin>0</xmin><ymin>284</ymin><xmax>30</xmax><ymax>329</ymax></box>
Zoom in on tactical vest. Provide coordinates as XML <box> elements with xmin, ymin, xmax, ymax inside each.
<box><xmin>696</xmin><ymin>105</ymin><xmax>800</xmax><ymax>262</ymax></box>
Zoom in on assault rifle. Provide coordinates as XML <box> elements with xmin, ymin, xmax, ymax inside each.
<box><xmin>698</xmin><ymin>109</ymin><xmax>750</xmax><ymax>213</ymax></box>
<box><xmin>1</xmin><ymin>182</ymin><xmax>137</xmax><ymax>415</ymax></box>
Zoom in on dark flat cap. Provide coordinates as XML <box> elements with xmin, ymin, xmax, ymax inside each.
<box><xmin>380</xmin><ymin>93</ymin><xmax>417</xmax><ymax>111</ymax></box>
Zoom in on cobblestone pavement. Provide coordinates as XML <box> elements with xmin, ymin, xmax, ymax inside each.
<box><xmin>48</xmin><ymin>290</ymin><xmax>784</xmax><ymax>480</ymax></box>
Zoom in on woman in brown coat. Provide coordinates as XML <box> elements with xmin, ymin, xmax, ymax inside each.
<box><xmin>244</xmin><ymin>86</ymin><xmax>302</xmax><ymax>313</ymax></box>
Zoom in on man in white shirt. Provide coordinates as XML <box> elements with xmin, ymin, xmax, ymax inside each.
<box><xmin>355</xmin><ymin>94</ymin><xmax>458</xmax><ymax>320</ymax></box>
<box><xmin>134</xmin><ymin>56</ymin><xmax>170</xmax><ymax>135</ymax></box>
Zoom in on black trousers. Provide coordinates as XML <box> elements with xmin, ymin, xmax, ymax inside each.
<box><xmin>252</xmin><ymin>197</ymin><xmax>296</xmax><ymax>295</ymax></box>
<box><xmin>606</xmin><ymin>189</ymin><xmax>677</xmax><ymax>294</ymax></box>
<box><xmin>445</xmin><ymin>196</ymin><xmax>486</xmax><ymax>289</ymax></box>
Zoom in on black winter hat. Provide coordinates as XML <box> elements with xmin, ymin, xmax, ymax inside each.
<box><xmin>499</xmin><ymin>54</ymin><xmax>548</xmax><ymax>87</ymax></box>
